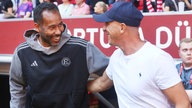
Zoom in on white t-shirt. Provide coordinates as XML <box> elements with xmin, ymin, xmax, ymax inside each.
<box><xmin>106</xmin><ymin>42</ymin><xmax>181</xmax><ymax>108</ymax></box>
<box><xmin>58</xmin><ymin>4</ymin><xmax>74</xmax><ymax>18</ymax></box>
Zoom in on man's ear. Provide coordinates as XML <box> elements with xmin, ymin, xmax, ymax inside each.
<box><xmin>120</xmin><ymin>23</ymin><xmax>126</xmax><ymax>33</ymax></box>
<box><xmin>34</xmin><ymin>23</ymin><xmax>40</xmax><ymax>32</ymax></box>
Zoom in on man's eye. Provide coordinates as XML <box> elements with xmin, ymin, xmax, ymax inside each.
<box><xmin>58</xmin><ymin>23</ymin><xmax>63</xmax><ymax>27</ymax></box>
<box><xmin>183</xmin><ymin>49</ymin><xmax>187</xmax><ymax>52</ymax></box>
<box><xmin>49</xmin><ymin>26</ymin><xmax>56</xmax><ymax>30</ymax></box>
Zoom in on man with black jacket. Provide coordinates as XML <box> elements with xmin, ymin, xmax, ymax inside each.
<box><xmin>9</xmin><ymin>2</ymin><xmax>109</xmax><ymax>108</ymax></box>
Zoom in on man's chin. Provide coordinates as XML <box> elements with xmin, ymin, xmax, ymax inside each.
<box><xmin>51</xmin><ymin>42</ymin><xmax>60</xmax><ymax>46</ymax></box>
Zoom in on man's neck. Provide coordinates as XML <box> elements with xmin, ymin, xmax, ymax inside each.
<box><xmin>77</xmin><ymin>2</ymin><xmax>83</xmax><ymax>6</ymax></box>
<box><xmin>183</xmin><ymin>63</ymin><xmax>192</xmax><ymax>70</ymax></box>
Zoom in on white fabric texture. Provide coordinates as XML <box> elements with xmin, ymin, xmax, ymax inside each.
<box><xmin>106</xmin><ymin>42</ymin><xmax>181</xmax><ymax>108</ymax></box>
<box><xmin>58</xmin><ymin>4</ymin><xmax>74</xmax><ymax>18</ymax></box>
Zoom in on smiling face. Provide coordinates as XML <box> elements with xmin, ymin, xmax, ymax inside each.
<box><xmin>102</xmin><ymin>21</ymin><xmax>124</xmax><ymax>46</ymax></box>
<box><xmin>35</xmin><ymin>10</ymin><xmax>64</xmax><ymax>47</ymax></box>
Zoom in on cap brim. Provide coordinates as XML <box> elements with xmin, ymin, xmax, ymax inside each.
<box><xmin>92</xmin><ymin>13</ymin><xmax>113</xmax><ymax>23</ymax></box>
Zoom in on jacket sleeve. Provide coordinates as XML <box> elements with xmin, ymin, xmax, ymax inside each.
<box><xmin>9</xmin><ymin>50</ymin><xmax>26</xmax><ymax>108</ymax></box>
<box><xmin>86</xmin><ymin>42</ymin><xmax>109</xmax><ymax>76</ymax></box>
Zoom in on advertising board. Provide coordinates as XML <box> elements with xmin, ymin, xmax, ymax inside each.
<box><xmin>1</xmin><ymin>12</ymin><xmax>192</xmax><ymax>58</ymax></box>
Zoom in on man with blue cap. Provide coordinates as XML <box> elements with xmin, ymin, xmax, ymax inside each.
<box><xmin>88</xmin><ymin>1</ymin><xmax>191</xmax><ymax>108</ymax></box>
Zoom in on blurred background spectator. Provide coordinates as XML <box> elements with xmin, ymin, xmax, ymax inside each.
<box><xmin>162</xmin><ymin>0</ymin><xmax>192</xmax><ymax>12</ymax></box>
<box><xmin>176</xmin><ymin>38</ymin><xmax>192</xmax><ymax>103</ymax></box>
<box><xmin>15</xmin><ymin>0</ymin><xmax>33</xmax><ymax>18</ymax></box>
<box><xmin>162</xmin><ymin>0</ymin><xmax>178</xmax><ymax>11</ymax></box>
<box><xmin>38</xmin><ymin>0</ymin><xmax>58</xmax><ymax>5</ymax></box>
<box><xmin>133</xmin><ymin>0</ymin><xmax>163</xmax><ymax>12</ymax></box>
<box><xmin>58</xmin><ymin>0</ymin><xmax>74</xmax><ymax>17</ymax></box>
<box><xmin>0</xmin><ymin>0</ymin><xmax>5</xmax><ymax>13</ymax></box>
<box><xmin>183</xmin><ymin>0</ymin><xmax>192</xmax><ymax>10</ymax></box>
<box><xmin>71</xmin><ymin>0</ymin><xmax>90</xmax><ymax>15</ymax></box>
<box><xmin>70</xmin><ymin>0</ymin><xmax>75</xmax><ymax>4</ymax></box>
<box><xmin>11</xmin><ymin>0</ymin><xmax>20</xmax><ymax>13</ymax></box>
<box><xmin>86</xmin><ymin>0</ymin><xmax>108</xmax><ymax>14</ymax></box>
<box><xmin>2</xmin><ymin>0</ymin><xmax>15</xmax><ymax>18</ymax></box>
<box><xmin>94</xmin><ymin>1</ymin><xmax>108</xmax><ymax>14</ymax></box>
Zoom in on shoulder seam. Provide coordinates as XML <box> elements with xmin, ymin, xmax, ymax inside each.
<box><xmin>16</xmin><ymin>42</ymin><xmax>30</xmax><ymax>52</ymax></box>
<box><xmin>67</xmin><ymin>37</ymin><xmax>88</xmax><ymax>47</ymax></box>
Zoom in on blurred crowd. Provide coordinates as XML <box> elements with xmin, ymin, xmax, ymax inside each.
<box><xmin>0</xmin><ymin>0</ymin><xmax>192</xmax><ymax>19</ymax></box>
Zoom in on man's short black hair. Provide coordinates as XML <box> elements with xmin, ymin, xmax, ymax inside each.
<box><xmin>33</xmin><ymin>2</ymin><xmax>59</xmax><ymax>24</ymax></box>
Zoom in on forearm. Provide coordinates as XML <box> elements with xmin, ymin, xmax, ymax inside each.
<box><xmin>175</xmin><ymin>103</ymin><xmax>191</xmax><ymax>108</ymax></box>
<box><xmin>87</xmin><ymin>72</ymin><xmax>113</xmax><ymax>93</ymax></box>
<box><xmin>88</xmin><ymin>78</ymin><xmax>107</xmax><ymax>92</ymax></box>
<box><xmin>174</xmin><ymin>93</ymin><xmax>191</xmax><ymax>108</ymax></box>
<box><xmin>163</xmin><ymin>82</ymin><xmax>191</xmax><ymax>108</ymax></box>
<box><xmin>174</xmin><ymin>89</ymin><xmax>191</xmax><ymax>108</ymax></box>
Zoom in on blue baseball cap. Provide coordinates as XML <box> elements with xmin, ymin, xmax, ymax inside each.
<box><xmin>92</xmin><ymin>1</ymin><xmax>143</xmax><ymax>27</ymax></box>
